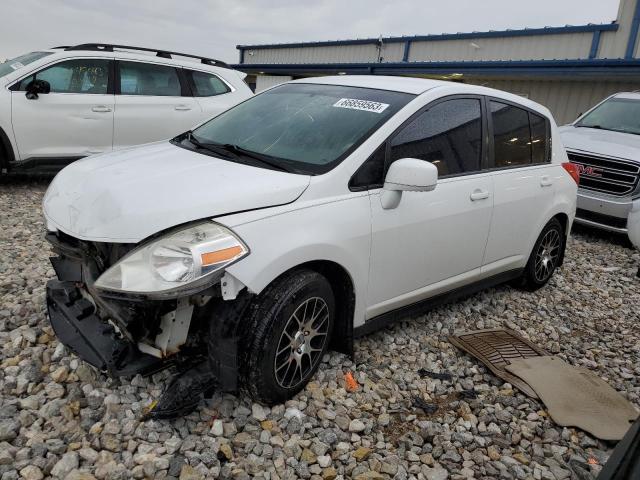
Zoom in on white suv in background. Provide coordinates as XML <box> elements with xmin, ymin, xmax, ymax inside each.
<box><xmin>43</xmin><ymin>76</ymin><xmax>577</xmax><ymax>408</ymax></box>
<box><xmin>560</xmin><ymin>92</ymin><xmax>640</xmax><ymax>238</ymax></box>
<box><xmin>0</xmin><ymin>43</ymin><xmax>253</xmax><ymax>173</ymax></box>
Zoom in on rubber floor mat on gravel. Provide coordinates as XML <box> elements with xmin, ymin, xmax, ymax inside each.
<box><xmin>449</xmin><ymin>328</ymin><xmax>546</xmax><ymax>398</ymax></box>
<box><xmin>506</xmin><ymin>356</ymin><xmax>639</xmax><ymax>441</ymax></box>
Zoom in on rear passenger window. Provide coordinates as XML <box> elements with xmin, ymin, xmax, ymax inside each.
<box><xmin>491</xmin><ymin>101</ymin><xmax>531</xmax><ymax>167</ymax></box>
<box><xmin>119</xmin><ymin>61</ymin><xmax>180</xmax><ymax>96</ymax></box>
<box><xmin>390</xmin><ymin>98</ymin><xmax>483</xmax><ymax>176</ymax></box>
<box><xmin>190</xmin><ymin>71</ymin><xmax>230</xmax><ymax>96</ymax></box>
<box><xmin>529</xmin><ymin>112</ymin><xmax>549</xmax><ymax>163</ymax></box>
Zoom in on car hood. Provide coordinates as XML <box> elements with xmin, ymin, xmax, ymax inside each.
<box><xmin>43</xmin><ymin>142</ymin><xmax>311</xmax><ymax>243</ymax></box>
<box><xmin>559</xmin><ymin>125</ymin><xmax>640</xmax><ymax>162</ymax></box>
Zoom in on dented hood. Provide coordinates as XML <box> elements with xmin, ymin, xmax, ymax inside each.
<box><xmin>43</xmin><ymin>142</ymin><xmax>310</xmax><ymax>243</ymax></box>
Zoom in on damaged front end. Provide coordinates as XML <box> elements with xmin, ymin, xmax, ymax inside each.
<box><xmin>45</xmin><ymin>223</ymin><xmax>251</xmax><ymax>416</ymax></box>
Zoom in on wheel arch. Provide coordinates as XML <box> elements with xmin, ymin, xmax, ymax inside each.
<box><xmin>551</xmin><ymin>212</ymin><xmax>570</xmax><ymax>266</ymax></box>
<box><xmin>0</xmin><ymin>125</ymin><xmax>16</xmax><ymax>171</ymax></box>
<box><xmin>292</xmin><ymin>260</ymin><xmax>355</xmax><ymax>357</ymax></box>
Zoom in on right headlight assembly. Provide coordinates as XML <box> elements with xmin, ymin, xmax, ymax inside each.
<box><xmin>94</xmin><ymin>221</ymin><xmax>249</xmax><ymax>297</ymax></box>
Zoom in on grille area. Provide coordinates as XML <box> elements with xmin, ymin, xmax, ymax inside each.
<box><xmin>567</xmin><ymin>152</ymin><xmax>640</xmax><ymax>197</ymax></box>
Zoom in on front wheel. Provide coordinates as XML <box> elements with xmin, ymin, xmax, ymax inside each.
<box><xmin>240</xmin><ymin>269</ymin><xmax>335</xmax><ymax>404</ymax></box>
<box><xmin>518</xmin><ymin>218</ymin><xmax>564</xmax><ymax>291</ymax></box>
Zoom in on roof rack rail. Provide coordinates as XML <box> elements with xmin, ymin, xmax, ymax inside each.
<box><xmin>61</xmin><ymin>43</ymin><xmax>229</xmax><ymax>68</ymax></box>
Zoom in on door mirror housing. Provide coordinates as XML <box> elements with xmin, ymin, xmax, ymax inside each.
<box><xmin>383</xmin><ymin>158</ymin><xmax>438</xmax><ymax>192</ymax></box>
<box><xmin>381</xmin><ymin>158</ymin><xmax>438</xmax><ymax>209</ymax></box>
<box><xmin>25</xmin><ymin>79</ymin><xmax>51</xmax><ymax>99</ymax></box>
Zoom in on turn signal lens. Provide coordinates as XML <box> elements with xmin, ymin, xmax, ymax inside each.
<box><xmin>562</xmin><ymin>162</ymin><xmax>580</xmax><ymax>185</ymax></box>
<box><xmin>201</xmin><ymin>246</ymin><xmax>244</xmax><ymax>266</ymax></box>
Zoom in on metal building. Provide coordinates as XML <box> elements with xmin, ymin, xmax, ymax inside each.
<box><xmin>235</xmin><ymin>0</ymin><xmax>640</xmax><ymax>124</ymax></box>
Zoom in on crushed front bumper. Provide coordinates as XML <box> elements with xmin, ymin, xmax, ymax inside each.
<box><xmin>46</xmin><ymin>280</ymin><xmax>163</xmax><ymax>376</ymax></box>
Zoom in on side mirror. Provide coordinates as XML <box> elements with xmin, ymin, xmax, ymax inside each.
<box><xmin>25</xmin><ymin>79</ymin><xmax>51</xmax><ymax>99</ymax></box>
<box><xmin>381</xmin><ymin>158</ymin><xmax>438</xmax><ymax>209</ymax></box>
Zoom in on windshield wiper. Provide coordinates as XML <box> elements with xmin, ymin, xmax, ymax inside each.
<box><xmin>217</xmin><ymin>143</ymin><xmax>294</xmax><ymax>173</ymax></box>
<box><xmin>183</xmin><ymin>131</ymin><xmax>235</xmax><ymax>158</ymax></box>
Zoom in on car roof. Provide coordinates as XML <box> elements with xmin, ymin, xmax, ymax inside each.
<box><xmin>612</xmin><ymin>91</ymin><xmax>640</xmax><ymax>100</ymax></box>
<box><xmin>290</xmin><ymin>75</ymin><xmax>451</xmax><ymax>94</ymax></box>
<box><xmin>289</xmin><ymin>75</ymin><xmax>552</xmax><ymax>117</ymax></box>
<box><xmin>39</xmin><ymin>48</ymin><xmax>236</xmax><ymax>77</ymax></box>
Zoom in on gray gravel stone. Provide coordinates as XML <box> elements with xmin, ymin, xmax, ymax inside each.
<box><xmin>1</xmin><ymin>178</ymin><xmax>638</xmax><ymax>480</ymax></box>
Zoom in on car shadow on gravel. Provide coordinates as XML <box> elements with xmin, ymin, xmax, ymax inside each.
<box><xmin>0</xmin><ymin>173</ymin><xmax>53</xmax><ymax>187</ymax></box>
<box><xmin>571</xmin><ymin>223</ymin><xmax>634</xmax><ymax>249</ymax></box>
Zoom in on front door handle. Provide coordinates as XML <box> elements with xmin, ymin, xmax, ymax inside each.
<box><xmin>91</xmin><ymin>105</ymin><xmax>112</xmax><ymax>113</ymax></box>
<box><xmin>175</xmin><ymin>105</ymin><xmax>192</xmax><ymax>111</ymax></box>
<box><xmin>470</xmin><ymin>189</ymin><xmax>490</xmax><ymax>201</ymax></box>
<box><xmin>540</xmin><ymin>175</ymin><xmax>553</xmax><ymax>187</ymax></box>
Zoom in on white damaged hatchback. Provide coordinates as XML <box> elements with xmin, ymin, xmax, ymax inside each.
<box><xmin>43</xmin><ymin>76</ymin><xmax>578</xmax><ymax>415</ymax></box>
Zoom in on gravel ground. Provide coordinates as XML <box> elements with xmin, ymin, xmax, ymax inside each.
<box><xmin>0</xmin><ymin>176</ymin><xmax>639</xmax><ymax>480</ymax></box>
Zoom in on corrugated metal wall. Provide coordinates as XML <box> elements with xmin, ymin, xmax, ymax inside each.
<box><xmin>255</xmin><ymin>75</ymin><xmax>292</xmax><ymax>92</ymax></box>
<box><xmin>244</xmin><ymin>43</ymin><xmax>405</xmax><ymax>64</ymax></box>
<box><xmin>468</xmin><ymin>78</ymin><xmax>640</xmax><ymax>124</ymax></box>
<box><xmin>408</xmin><ymin>32</ymin><xmax>593</xmax><ymax>62</ymax></box>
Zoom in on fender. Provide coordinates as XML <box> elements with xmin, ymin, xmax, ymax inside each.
<box><xmin>220</xmin><ymin>194</ymin><xmax>372</xmax><ymax>329</ymax></box>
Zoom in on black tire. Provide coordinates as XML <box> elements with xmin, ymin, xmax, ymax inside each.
<box><xmin>518</xmin><ymin>217</ymin><xmax>564</xmax><ymax>291</ymax></box>
<box><xmin>239</xmin><ymin>269</ymin><xmax>335</xmax><ymax>404</ymax></box>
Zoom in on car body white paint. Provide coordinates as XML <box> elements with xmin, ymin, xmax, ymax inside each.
<box><xmin>0</xmin><ymin>47</ymin><xmax>252</xmax><ymax>167</ymax></box>
<box><xmin>44</xmin><ymin>76</ymin><xmax>577</xmax><ymax>329</ymax></box>
<box><xmin>559</xmin><ymin>92</ymin><xmax>640</xmax><ymax>237</ymax></box>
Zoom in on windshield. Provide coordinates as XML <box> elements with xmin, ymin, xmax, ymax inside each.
<box><xmin>188</xmin><ymin>83</ymin><xmax>414</xmax><ymax>174</ymax></box>
<box><xmin>576</xmin><ymin>97</ymin><xmax>640</xmax><ymax>135</ymax></box>
<box><xmin>0</xmin><ymin>52</ymin><xmax>52</xmax><ymax>79</ymax></box>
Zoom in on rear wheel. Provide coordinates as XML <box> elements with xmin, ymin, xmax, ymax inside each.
<box><xmin>239</xmin><ymin>269</ymin><xmax>334</xmax><ymax>404</ymax></box>
<box><xmin>519</xmin><ymin>218</ymin><xmax>564</xmax><ymax>290</ymax></box>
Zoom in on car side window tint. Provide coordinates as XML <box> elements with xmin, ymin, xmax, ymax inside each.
<box><xmin>191</xmin><ymin>71</ymin><xmax>230</xmax><ymax>97</ymax></box>
<box><xmin>529</xmin><ymin>112</ymin><xmax>548</xmax><ymax>163</ymax></box>
<box><xmin>119</xmin><ymin>61</ymin><xmax>180</xmax><ymax>96</ymax></box>
<box><xmin>491</xmin><ymin>101</ymin><xmax>532</xmax><ymax>167</ymax></box>
<box><xmin>19</xmin><ymin>59</ymin><xmax>110</xmax><ymax>94</ymax></box>
<box><xmin>390</xmin><ymin>98</ymin><xmax>482</xmax><ymax>177</ymax></box>
<box><xmin>350</xmin><ymin>144</ymin><xmax>386</xmax><ymax>190</ymax></box>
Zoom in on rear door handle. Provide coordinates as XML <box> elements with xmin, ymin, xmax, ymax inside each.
<box><xmin>175</xmin><ymin>105</ymin><xmax>192</xmax><ymax>111</ymax></box>
<box><xmin>470</xmin><ymin>189</ymin><xmax>490</xmax><ymax>201</ymax></box>
<box><xmin>540</xmin><ymin>175</ymin><xmax>553</xmax><ymax>187</ymax></box>
<box><xmin>91</xmin><ymin>105</ymin><xmax>112</xmax><ymax>113</ymax></box>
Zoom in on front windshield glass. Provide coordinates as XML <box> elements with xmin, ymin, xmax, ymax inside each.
<box><xmin>0</xmin><ymin>52</ymin><xmax>52</xmax><ymax>79</ymax></box>
<box><xmin>576</xmin><ymin>97</ymin><xmax>640</xmax><ymax>135</ymax></box>
<box><xmin>189</xmin><ymin>83</ymin><xmax>414</xmax><ymax>174</ymax></box>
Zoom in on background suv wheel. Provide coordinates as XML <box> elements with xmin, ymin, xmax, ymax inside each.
<box><xmin>240</xmin><ymin>269</ymin><xmax>335</xmax><ymax>404</ymax></box>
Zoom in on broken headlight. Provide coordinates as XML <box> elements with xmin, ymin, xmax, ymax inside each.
<box><xmin>94</xmin><ymin>222</ymin><xmax>248</xmax><ymax>296</ymax></box>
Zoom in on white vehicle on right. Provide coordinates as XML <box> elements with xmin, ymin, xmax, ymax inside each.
<box><xmin>560</xmin><ymin>92</ymin><xmax>640</xmax><ymax>239</ymax></box>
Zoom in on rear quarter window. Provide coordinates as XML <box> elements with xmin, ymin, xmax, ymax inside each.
<box><xmin>189</xmin><ymin>70</ymin><xmax>230</xmax><ymax>97</ymax></box>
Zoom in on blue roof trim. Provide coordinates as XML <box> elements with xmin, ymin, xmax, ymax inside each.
<box><xmin>626</xmin><ymin>0</ymin><xmax>640</xmax><ymax>58</ymax></box>
<box><xmin>234</xmin><ymin>58</ymin><xmax>640</xmax><ymax>77</ymax></box>
<box><xmin>589</xmin><ymin>30</ymin><xmax>602</xmax><ymax>59</ymax></box>
<box><xmin>237</xmin><ymin>23</ymin><xmax>619</xmax><ymax>51</ymax></box>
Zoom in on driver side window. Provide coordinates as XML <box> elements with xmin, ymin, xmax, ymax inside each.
<box><xmin>390</xmin><ymin>98</ymin><xmax>483</xmax><ymax>177</ymax></box>
<box><xmin>17</xmin><ymin>59</ymin><xmax>110</xmax><ymax>94</ymax></box>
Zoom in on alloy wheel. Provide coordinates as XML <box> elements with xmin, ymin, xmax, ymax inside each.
<box><xmin>534</xmin><ymin>229</ymin><xmax>561</xmax><ymax>282</ymax></box>
<box><xmin>274</xmin><ymin>297</ymin><xmax>329</xmax><ymax>389</ymax></box>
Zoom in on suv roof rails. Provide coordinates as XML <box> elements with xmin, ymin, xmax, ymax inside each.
<box><xmin>56</xmin><ymin>43</ymin><xmax>229</xmax><ymax>68</ymax></box>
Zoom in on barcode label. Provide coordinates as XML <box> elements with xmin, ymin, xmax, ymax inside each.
<box><xmin>333</xmin><ymin>98</ymin><xmax>389</xmax><ymax>113</ymax></box>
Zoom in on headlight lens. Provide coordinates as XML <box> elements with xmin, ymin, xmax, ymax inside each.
<box><xmin>94</xmin><ymin>222</ymin><xmax>248</xmax><ymax>294</ymax></box>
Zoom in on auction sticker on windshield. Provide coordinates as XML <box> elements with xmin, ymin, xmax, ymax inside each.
<box><xmin>333</xmin><ymin>98</ymin><xmax>390</xmax><ymax>113</ymax></box>
<box><xmin>10</xmin><ymin>62</ymin><xmax>25</xmax><ymax>70</ymax></box>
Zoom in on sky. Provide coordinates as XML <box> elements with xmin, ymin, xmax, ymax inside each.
<box><xmin>0</xmin><ymin>0</ymin><xmax>622</xmax><ymax>64</ymax></box>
